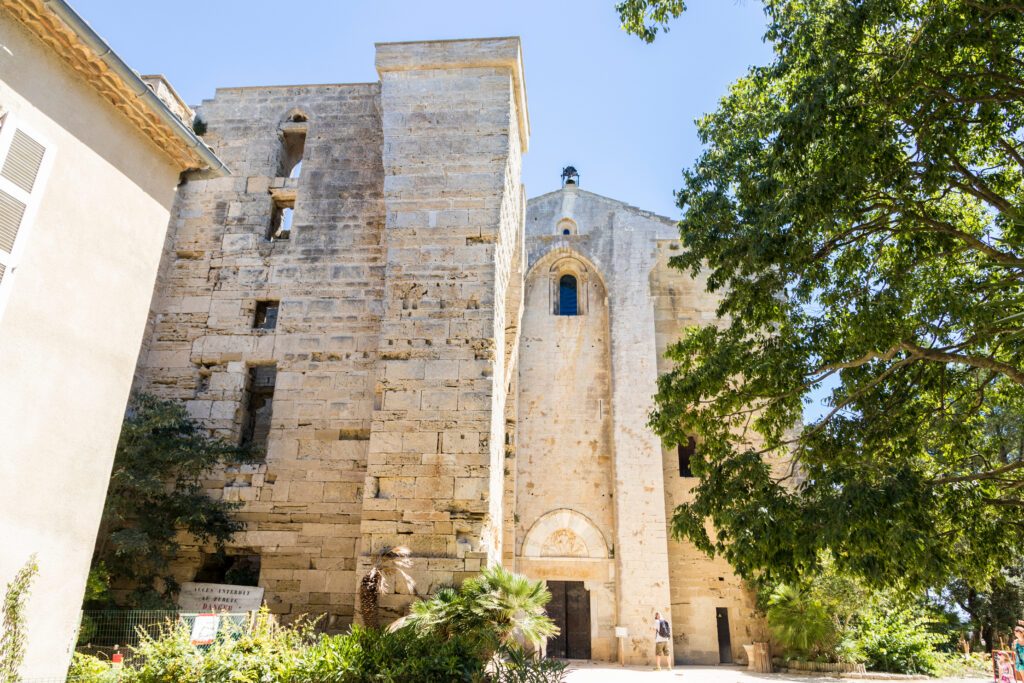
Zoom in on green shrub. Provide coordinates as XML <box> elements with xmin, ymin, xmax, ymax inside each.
<box><xmin>766</xmin><ymin>583</ymin><xmax>838</xmax><ymax>660</ymax></box>
<box><xmin>932</xmin><ymin>651</ymin><xmax>991</xmax><ymax>679</ymax></box>
<box><xmin>842</xmin><ymin>603</ymin><xmax>944</xmax><ymax>675</ymax></box>
<box><xmin>491</xmin><ymin>647</ymin><xmax>567</xmax><ymax>683</ymax></box>
<box><xmin>124</xmin><ymin>608</ymin><xmax>316</xmax><ymax>683</ymax></box>
<box><xmin>298</xmin><ymin>625</ymin><xmax>487</xmax><ymax>683</ymax></box>
<box><xmin>405</xmin><ymin>565</ymin><xmax>558</xmax><ymax>657</ymax></box>
<box><xmin>67</xmin><ymin>652</ymin><xmax>118</xmax><ymax>682</ymax></box>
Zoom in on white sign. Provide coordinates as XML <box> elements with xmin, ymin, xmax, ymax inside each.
<box><xmin>178</xmin><ymin>582</ymin><xmax>264</xmax><ymax>613</ymax></box>
<box><xmin>615</xmin><ymin>626</ymin><xmax>629</xmax><ymax>638</ymax></box>
<box><xmin>190</xmin><ymin>614</ymin><xmax>219</xmax><ymax>645</ymax></box>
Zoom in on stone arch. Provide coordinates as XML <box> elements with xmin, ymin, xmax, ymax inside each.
<box><xmin>557</xmin><ymin>217</ymin><xmax>577</xmax><ymax>236</ymax></box>
<box><xmin>525</xmin><ymin>248</ymin><xmax>607</xmax><ymax>317</ymax></box>
<box><xmin>280</xmin><ymin>107</ymin><xmax>310</xmax><ymax>124</ymax></box>
<box><xmin>522</xmin><ymin>509</ymin><xmax>610</xmax><ymax>559</ymax></box>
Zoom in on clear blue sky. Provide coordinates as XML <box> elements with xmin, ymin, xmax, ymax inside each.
<box><xmin>69</xmin><ymin>1</ymin><xmax>826</xmax><ymax>418</ymax></box>
<box><xmin>69</xmin><ymin>0</ymin><xmax>772</xmax><ymax>219</ymax></box>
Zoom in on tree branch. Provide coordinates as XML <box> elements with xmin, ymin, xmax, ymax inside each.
<box><xmin>898</xmin><ymin>342</ymin><xmax>1024</xmax><ymax>386</ymax></box>
<box><xmin>933</xmin><ymin>459</ymin><xmax>1024</xmax><ymax>485</ymax></box>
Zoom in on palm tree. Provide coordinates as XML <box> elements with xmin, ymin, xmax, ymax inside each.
<box><xmin>404</xmin><ymin>564</ymin><xmax>558</xmax><ymax>656</ymax></box>
<box><xmin>766</xmin><ymin>583</ymin><xmax>838</xmax><ymax>660</ymax></box>
<box><xmin>358</xmin><ymin>545</ymin><xmax>412</xmax><ymax>627</ymax></box>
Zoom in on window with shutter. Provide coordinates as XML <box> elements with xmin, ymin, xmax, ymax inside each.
<box><xmin>0</xmin><ymin>115</ymin><xmax>52</xmax><ymax>295</ymax></box>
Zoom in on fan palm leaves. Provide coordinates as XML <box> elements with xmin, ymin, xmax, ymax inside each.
<box><xmin>766</xmin><ymin>583</ymin><xmax>838</xmax><ymax>659</ymax></box>
<box><xmin>404</xmin><ymin>565</ymin><xmax>558</xmax><ymax>657</ymax></box>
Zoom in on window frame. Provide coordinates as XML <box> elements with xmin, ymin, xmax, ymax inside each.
<box><xmin>557</xmin><ymin>273</ymin><xmax>579</xmax><ymax>316</ymax></box>
<box><xmin>267</xmin><ymin>196</ymin><xmax>295</xmax><ymax>241</ymax></box>
<box><xmin>253</xmin><ymin>300</ymin><xmax>280</xmax><ymax>330</ymax></box>
<box><xmin>0</xmin><ymin>111</ymin><xmax>56</xmax><ymax>324</ymax></box>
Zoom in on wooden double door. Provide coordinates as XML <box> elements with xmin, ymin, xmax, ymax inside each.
<box><xmin>546</xmin><ymin>581</ymin><xmax>591</xmax><ymax>659</ymax></box>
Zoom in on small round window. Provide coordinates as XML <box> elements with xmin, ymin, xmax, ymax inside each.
<box><xmin>556</xmin><ymin>218</ymin><xmax>577</xmax><ymax>236</ymax></box>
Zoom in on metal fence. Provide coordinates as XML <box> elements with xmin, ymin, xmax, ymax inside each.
<box><xmin>74</xmin><ymin>610</ymin><xmax>252</xmax><ymax>668</ymax></box>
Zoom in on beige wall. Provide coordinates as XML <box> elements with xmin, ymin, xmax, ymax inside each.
<box><xmin>515</xmin><ymin>249</ymin><xmax>617</xmax><ymax>659</ymax></box>
<box><xmin>131</xmin><ymin>38</ymin><xmax>529</xmax><ymax>629</ymax></box>
<box><xmin>0</xmin><ymin>12</ymin><xmax>181</xmax><ymax>680</ymax></box>
<box><xmin>362</xmin><ymin>38</ymin><xmax>527</xmax><ymax>622</ymax></box>
<box><xmin>135</xmin><ymin>81</ymin><xmax>385</xmax><ymax>625</ymax></box>
<box><xmin>650</xmin><ymin>241</ymin><xmax>767</xmax><ymax>664</ymax></box>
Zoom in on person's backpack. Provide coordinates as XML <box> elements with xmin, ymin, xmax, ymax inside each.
<box><xmin>658</xmin><ymin>619</ymin><xmax>671</xmax><ymax>639</ymax></box>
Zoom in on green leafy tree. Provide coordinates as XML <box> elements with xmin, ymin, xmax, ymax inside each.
<box><xmin>943</xmin><ymin>564</ymin><xmax>1024</xmax><ymax>650</ymax></box>
<box><xmin>92</xmin><ymin>392</ymin><xmax>250</xmax><ymax>607</ymax></box>
<box><xmin>621</xmin><ymin>0</ymin><xmax>1024</xmax><ymax>589</ymax></box>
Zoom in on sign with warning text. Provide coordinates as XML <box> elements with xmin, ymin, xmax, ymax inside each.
<box><xmin>177</xmin><ymin>582</ymin><xmax>264</xmax><ymax>613</ymax></box>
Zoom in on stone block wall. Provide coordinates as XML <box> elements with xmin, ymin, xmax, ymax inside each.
<box><xmin>359</xmin><ymin>37</ymin><xmax>528</xmax><ymax>621</ymax></box>
<box><xmin>134</xmin><ymin>81</ymin><xmax>386</xmax><ymax>626</ymax></box>
<box><xmin>521</xmin><ymin>187</ymin><xmax>677</xmax><ymax>665</ymax></box>
<box><xmin>651</xmin><ymin>241</ymin><xmax>767</xmax><ymax>663</ymax></box>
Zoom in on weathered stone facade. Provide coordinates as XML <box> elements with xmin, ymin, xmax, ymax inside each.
<box><xmin>132</xmin><ymin>37</ymin><xmax>765</xmax><ymax>665</ymax></box>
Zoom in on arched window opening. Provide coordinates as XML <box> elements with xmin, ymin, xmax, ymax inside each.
<box><xmin>678</xmin><ymin>436</ymin><xmax>696</xmax><ymax>477</ymax></box>
<box><xmin>289</xmin><ymin>112</ymin><xmax>308</xmax><ymax>123</ymax></box>
<box><xmin>558</xmin><ymin>274</ymin><xmax>578</xmax><ymax>316</ymax></box>
<box><xmin>557</xmin><ymin>217</ymin><xmax>577</xmax><ymax>236</ymax></box>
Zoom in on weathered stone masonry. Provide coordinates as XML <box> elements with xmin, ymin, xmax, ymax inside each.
<box><xmin>135</xmin><ymin>38</ymin><xmax>529</xmax><ymax>628</ymax></box>
<box><xmin>132</xmin><ymin>37</ymin><xmax>765</xmax><ymax>665</ymax></box>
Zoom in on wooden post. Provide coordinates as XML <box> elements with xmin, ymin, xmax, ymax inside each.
<box><xmin>752</xmin><ymin>641</ymin><xmax>772</xmax><ymax>673</ymax></box>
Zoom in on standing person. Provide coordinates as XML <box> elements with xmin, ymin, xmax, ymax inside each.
<box><xmin>1013</xmin><ymin>626</ymin><xmax>1024</xmax><ymax>683</ymax></box>
<box><xmin>654</xmin><ymin>611</ymin><xmax>671</xmax><ymax>671</ymax></box>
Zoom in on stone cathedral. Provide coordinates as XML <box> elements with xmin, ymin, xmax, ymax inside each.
<box><xmin>132</xmin><ymin>37</ymin><xmax>765</xmax><ymax>665</ymax></box>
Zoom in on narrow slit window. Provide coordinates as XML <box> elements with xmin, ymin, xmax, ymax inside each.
<box><xmin>279</xmin><ymin>129</ymin><xmax>306</xmax><ymax>178</ymax></box>
<box><xmin>558</xmin><ymin>274</ymin><xmax>578</xmax><ymax>316</ymax></box>
<box><xmin>241</xmin><ymin>365</ymin><xmax>276</xmax><ymax>456</ymax></box>
<box><xmin>678</xmin><ymin>436</ymin><xmax>696</xmax><ymax>477</ymax></box>
<box><xmin>268</xmin><ymin>198</ymin><xmax>294</xmax><ymax>241</ymax></box>
<box><xmin>254</xmin><ymin>301</ymin><xmax>279</xmax><ymax>330</ymax></box>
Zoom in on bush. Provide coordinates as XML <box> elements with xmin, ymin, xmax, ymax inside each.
<box><xmin>491</xmin><ymin>647</ymin><xmax>567</xmax><ymax>683</ymax></box>
<box><xmin>124</xmin><ymin>609</ymin><xmax>316</xmax><ymax>683</ymax></box>
<box><xmin>67</xmin><ymin>652</ymin><xmax>118</xmax><ymax>682</ymax></box>
<box><xmin>299</xmin><ymin>625</ymin><xmax>487</xmax><ymax>683</ymax></box>
<box><xmin>932</xmin><ymin>651</ymin><xmax>992</xmax><ymax>679</ymax></box>
<box><xmin>405</xmin><ymin>565</ymin><xmax>558</xmax><ymax>657</ymax></box>
<box><xmin>841</xmin><ymin>603</ymin><xmax>944</xmax><ymax>675</ymax></box>
<box><xmin>766</xmin><ymin>583</ymin><xmax>838</xmax><ymax>660</ymax></box>
<box><xmin>81</xmin><ymin>568</ymin><xmax>567</xmax><ymax>682</ymax></box>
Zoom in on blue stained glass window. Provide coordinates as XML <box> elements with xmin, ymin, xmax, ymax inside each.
<box><xmin>559</xmin><ymin>275</ymin><xmax>578</xmax><ymax>316</ymax></box>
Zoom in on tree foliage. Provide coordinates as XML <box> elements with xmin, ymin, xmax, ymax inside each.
<box><xmin>941</xmin><ymin>564</ymin><xmax>1024</xmax><ymax>650</ymax></box>
<box><xmin>615</xmin><ymin>0</ymin><xmax>686</xmax><ymax>43</ymax></box>
<box><xmin>92</xmin><ymin>393</ymin><xmax>250</xmax><ymax>606</ymax></box>
<box><xmin>628</xmin><ymin>0</ymin><xmax>1024</xmax><ymax>589</ymax></box>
